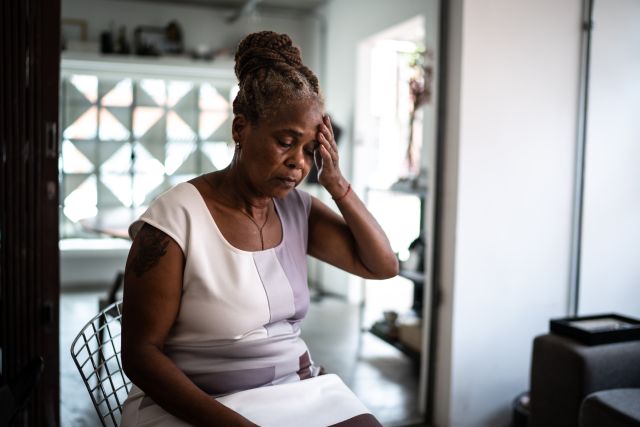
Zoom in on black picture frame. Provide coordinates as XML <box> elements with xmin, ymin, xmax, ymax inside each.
<box><xmin>550</xmin><ymin>313</ymin><xmax>640</xmax><ymax>346</ymax></box>
<box><xmin>134</xmin><ymin>26</ymin><xmax>166</xmax><ymax>56</ymax></box>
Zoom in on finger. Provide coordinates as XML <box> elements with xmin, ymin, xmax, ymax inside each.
<box><xmin>317</xmin><ymin>131</ymin><xmax>330</xmax><ymax>151</ymax></box>
<box><xmin>319</xmin><ymin>116</ymin><xmax>335</xmax><ymax>142</ymax></box>
<box><xmin>324</xmin><ymin>115</ymin><xmax>334</xmax><ymax>138</ymax></box>
<box><xmin>323</xmin><ymin>117</ymin><xmax>339</xmax><ymax>151</ymax></box>
<box><xmin>319</xmin><ymin>143</ymin><xmax>334</xmax><ymax>168</ymax></box>
<box><xmin>323</xmin><ymin>129</ymin><xmax>338</xmax><ymax>154</ymax></box>
<box><xmin>319</xmin><ymin>122</ymin><xmax>336</xmax><ymax>150</ymax></box>
<box><xmin>318</xmin><ymin>133</ymin><xmax>338</xmax><ymax>163</ymax></box>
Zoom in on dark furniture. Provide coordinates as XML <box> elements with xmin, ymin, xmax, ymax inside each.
<box><xmin>580</xmin><ymin>388</ymin><xmax>640</xmax><ymax>427</ymax></box>
<box><xmin>0</xmin><ymin>358</ymin><xmax>43</xmax><ymax>427</ymax></box>
<box><xmin>529</xmin><ymin>333</ymin><xmax>640</xmax><ymax>427</ymax></box>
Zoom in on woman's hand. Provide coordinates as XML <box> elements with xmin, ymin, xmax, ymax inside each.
<box><xmin>315</xmin><ymin>115</ymin><xmax>348</xmax><ymax>198</ymax></box>
<box><xmin>309</xmin><ymin>116</ymin><xmax>399</xmax><ymax>280</ymax></box>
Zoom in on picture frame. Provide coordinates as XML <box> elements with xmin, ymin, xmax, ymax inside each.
<box><xmin>550</xmin><ymin>313</ymin><xmax>640</xmax><ymax>345</ymax></box>
<box><xmin>61</xmin><ymin>18</ymin><xmax>88</xmax><ymax>50</ymax></box>
<box><xmin>134</xmin><ymin>22</ymin><xmax>184</xmax><ymax>56</ymax></box>
<box><xmin>134</xmin><ymin>26</ymin><xmax>166</xmax><ymax>56</ymax></box>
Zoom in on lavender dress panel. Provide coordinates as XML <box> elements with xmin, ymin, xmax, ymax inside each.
<box><xmin>252</xmin><ymin>250</ymin><xmax>295</xmax><ymax>323</ymax></box>
<box><xmin>273</xmin><ymin>190</ymin><xmax>311</xmax><ymax>320</ymax></box>
<box><xmin>163</xmin><ymin>332</ymin><xmax>307</xmax><ymax>368</ymax></box>
<box><xmin>264</xmin><ymin>320</ymin><xmax>294</xmax><ymax>337</ymax></box>
<box><xmin>189</xmin><ymin>367</ymin><xmax>276</xmax><ymax>395</ymax></box>
<box><xmin>163</xmin><ymin>333</ymin><xmax>310</xmax><ymax>394</ymax></box>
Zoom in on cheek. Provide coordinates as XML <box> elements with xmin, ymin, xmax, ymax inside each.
<box><xmin>302</xmin><ymin>157</ymin><xmax>314</xmax><ymax>174</ymax></box>
<box><xmin>255</xmin><ymin>147</ymin><xmax>280</xmax><ymax>166</ymax></box>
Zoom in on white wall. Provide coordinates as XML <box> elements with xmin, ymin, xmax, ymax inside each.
<box><xmin>322</xmin><ymin>0</ymin><xmax>440</xmax><ymax>177</ymax></box>
<box><xmin>61</xmin><ymin>0</ymin><xmax>322</xmax><ymax>288</ymax></box>
<box><xmin>62</xmin><ymin>0</ymin><xmax>321</xmax><ymax>76</ymax></box>
<box><xmin>578</xmin><ymin>0</ymin><xmax>640</xmax><ymax>317</ymax></box>
<box><xmin>319</xmin><ymin>0</ymin><xmax>439</xmax><ymax>300</ymax></box>
<box><xmin>435</xmin><ymin>1</ymin><xmax>582</xmax><ymax>425</ymax></box>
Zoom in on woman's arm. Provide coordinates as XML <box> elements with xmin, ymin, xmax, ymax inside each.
<box><xmin>122</xmin><ymin>223</ymin><xmax>257</xmax><ymax>427</ymax></box>
<box><xmin>307</xmin><ymin>116</ymin><xmax>399</xmax><ymax>280</ymax></box>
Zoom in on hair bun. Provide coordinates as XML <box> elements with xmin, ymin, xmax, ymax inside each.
<box><xmin>232</xmin><ymin>31</ymin><xmax>322</xmax><ymax>123</ymax></box>
<box><xmin>234</xmin><ymin>31</ymin><xmax>303</xmax><ymax>82</ymax></box>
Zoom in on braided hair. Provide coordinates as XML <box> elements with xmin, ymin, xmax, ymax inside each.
<box><xmin>233</xmin><ymin>31</ymin><xmax>323</xmax><ymax>124</ymax></box>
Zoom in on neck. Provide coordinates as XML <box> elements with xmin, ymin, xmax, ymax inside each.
<box><xmin>212</xmin><ymin>165</ymin><xmax>271</xmax><ymax>218</ymax></box>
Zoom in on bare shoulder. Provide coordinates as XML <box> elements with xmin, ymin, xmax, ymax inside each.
<box><xmin>123</xmin><ymin>223</ymin><xmax>184</xmax><ymax>327</ymax></box>
<box><xmin>128</xmin><ymin>224</ymin><xmax>175</xmax><ymax>278</ymax></box>
<box><xmin>187</xmin><ymin>174</ymin><xmax>210</xmax><ymax>198</ymax></box>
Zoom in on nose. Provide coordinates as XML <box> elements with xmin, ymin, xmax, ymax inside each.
<box><xmin>286</xmin><ymin>146</ymin><xmax>305</xmax><ymax>170</ymax></box>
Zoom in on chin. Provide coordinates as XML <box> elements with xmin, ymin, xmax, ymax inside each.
<box><xmin>272</xmin><ymin>186</ymin><xmax>295</xmax><ymax>199</ymax></box>
<box><xmin>269</xmin><ymin>177</ymin><xmax>300</xmax><ymax>198</ymax></box>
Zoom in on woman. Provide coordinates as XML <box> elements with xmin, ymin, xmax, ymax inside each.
<box><xmin>121</xmin><ymin>31</ymin><xmax>398</xmax><ymax>426</ymax></box>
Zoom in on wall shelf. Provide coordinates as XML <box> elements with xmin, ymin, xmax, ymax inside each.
<box><xmin>61</xmin><ymin>51</ymin><xmax>235</xmax><ymax>83</ymax></box>
<box><xmin>369</xmin><ymin>321</ymin><xmax>421</xmax><ymax>362</ymax></box>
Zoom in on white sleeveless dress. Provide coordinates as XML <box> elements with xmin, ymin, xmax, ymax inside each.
<box><xmin>119</xmin><ymin>182</ymin><xmax>380</xmax><ymax>427</ymax></box>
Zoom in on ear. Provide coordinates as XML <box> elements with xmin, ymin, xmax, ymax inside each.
<box><xmin>232</xmin><ymin>115</ymin><xmax>249</xmax><ymax>145</ymax></box>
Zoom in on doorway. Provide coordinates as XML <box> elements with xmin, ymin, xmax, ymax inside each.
<box><xmin>302</xmin><ymin>15</ymin><xmax>438</xmax><ymax>426</ymax></box>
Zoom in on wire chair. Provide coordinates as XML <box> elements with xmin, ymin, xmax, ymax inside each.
<box><xmin>70</xmin><ymin>300</ymin><xmax>131</xmax><ymax>427</ymax></box>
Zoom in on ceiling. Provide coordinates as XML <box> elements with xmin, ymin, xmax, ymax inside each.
<box><xmin>118</xmin><ymin>0</ymin><xmax>328</xmax><ymax>15</ymax></box>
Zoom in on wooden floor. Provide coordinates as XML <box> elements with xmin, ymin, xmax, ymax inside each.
<box><xmin>60</xmin><ymin>289</ymin><xmax>424</xmax><ymax>426</ymax></box>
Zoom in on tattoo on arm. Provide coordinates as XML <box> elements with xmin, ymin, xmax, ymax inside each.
<box><xmin>131</xmin><ymin>225</ymin><xmax>171</xmax><ymax>277</ymax></box>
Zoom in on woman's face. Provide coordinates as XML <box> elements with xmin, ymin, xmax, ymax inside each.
<box><xmin>233</xmin><ymin>99</ymin><xmax>323</xmax><ymax>198</ymax></box>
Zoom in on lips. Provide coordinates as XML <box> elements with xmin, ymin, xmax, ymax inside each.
<box><xmin>278</xmin><ymin>177</ymin><xmax>298</xmax><ymax>187</ymax></box>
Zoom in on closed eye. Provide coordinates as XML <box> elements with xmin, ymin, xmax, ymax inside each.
<box><xmin>305</xmin><ymin>141</ymin><xmax>319</xmax><ymax>157</ymax></box>
<box><xmin>277</xmin><ymin>138</ymin><xmax>315</xmax><ymax>157</ymax></box>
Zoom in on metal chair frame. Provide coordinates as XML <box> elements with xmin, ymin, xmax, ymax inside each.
<box><xmin>70</xmin><ymin>300</ymin><xmax>131</xmax><ymax>427</ymax></box>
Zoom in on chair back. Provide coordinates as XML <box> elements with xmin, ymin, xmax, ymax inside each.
<box><xmin>70</xmin><ymin>301</ymin><xmax>131</xmax><ymax>427</ymax></box>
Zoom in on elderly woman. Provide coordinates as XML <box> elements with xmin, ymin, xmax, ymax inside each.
<box><xmin>120</xmin><ymin>31</ymin><xmax>398</xmax><ymax>426</ymax></box>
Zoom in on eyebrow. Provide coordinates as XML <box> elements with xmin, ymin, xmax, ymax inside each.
<box><xmin>275</xmin><ymin>128</ymin><xmax>305</xmax><ymax>137</ymax></box>
<box><xmin>273</xmin><ymin>128</ymin><xmax>319</xmax><ymax>147</ymax></box>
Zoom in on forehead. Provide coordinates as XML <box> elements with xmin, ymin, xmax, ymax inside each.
<box><xmin>260</xmin><ymin>100</ymin><xmax>324</xmax><ymax>133</ymax></box>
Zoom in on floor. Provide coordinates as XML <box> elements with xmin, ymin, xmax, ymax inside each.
<box><xmin>302</xmin><ymin>295</ymin><xmax>423</xmax><ymax>426</ymax></box>
<box><xmin>61</xmin><ymin>287</ymin><xmax>424</xmax><ymax>426</ymax></box>
<box><xmin>60</xmin><ymin>290</ymin><xmax>104</xmax><ymax>427</ymax></box>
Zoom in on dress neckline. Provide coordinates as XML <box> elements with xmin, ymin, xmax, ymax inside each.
<box><xmin>185</xmin><ymin>182</ymin><xmax>285</xmax><ymax>254</ymax></box>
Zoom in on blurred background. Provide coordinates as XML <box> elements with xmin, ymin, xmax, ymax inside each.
<box><xmin>57</xmin><ymin>1</ymin><xmax>439</xmax><ymax>426</ymax></box>
<box><xmin>1</xmin><ymin>0</ymin><xmax>639</xmax><ymax>426</ymax></box>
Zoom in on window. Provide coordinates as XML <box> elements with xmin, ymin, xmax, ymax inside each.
<box><xmin>59</xmin><ymin>71</ymin><xmax>235</xmax><ymax>238</ymax></box>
